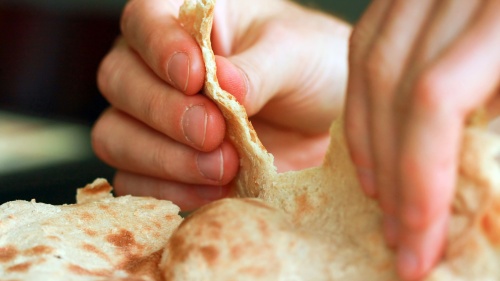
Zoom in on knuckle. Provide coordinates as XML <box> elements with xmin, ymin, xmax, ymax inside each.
<box><xmin>156</xmin><ymin>44</ymin><xmax>172</xmax><ymax>77</ymax></box>
<box><xmin>348</xmin><ymin>145</ymin><xmax>370</xmax><ymax>170</ymax></box>
<box><xmin>399</xmin><ymin>155</ymin><xmax>441</xmax><ymax>230</ymax></box>
<box><xmin>349</xmin><ymin>25</ymin><xmax>370</xmax><ymax>62</ymax></box>
<box><xmin>142</xmin><ymin>90</ymin><xmax>170</xmax><ymax>132</ymax></box>
<box><xmin>402</xmin><ymin>203</ymin><xmax>435</xmax><ymax>230</ymax></box>
<box><xmin>378</xmin><ymin>195</ymin><xmax>397</xmax><ymax>216</ymax></box>
<box><xmin>96</xmin><ymin>50</ymin><xmax>124</xmax><ymax>102</ymax></box>
<box><xmin>151</xmin><ymin>143</ymin><xmax>178</xmax><ymax>180</ymax></box>
<box><xmin>413</xmin><ymin>70</ymin><xmax>449</xmax><ymax>112</ymax></box>
<box><xmin>120</xmin><ymin>0</ymin><xmax>139</xmax><ymax>34</ymax></box>
<box><xmin>96</xmin><ymin>54</ymin><xmax>113</xmax><ymax>99</ymax></box>
<box><xmin>90</xmin><ymin>113</ymin><xmax>112</xmax><ymax>163</ymax></box>
<box><xmin>344</xmin><ymin>122</ymin><xmax>371</xmax><ymax>167</ymax></box>
<box><xmin>363</xmin><ymin>43</ymin><xmax>396</xmax><ymax>95</ymax></box>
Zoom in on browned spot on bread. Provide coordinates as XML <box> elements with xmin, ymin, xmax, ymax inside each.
<box><xmin>168</xmin><ymin>235</ymin><xmax>190</xmax><ymax>264</ymax></box>
<box><xmin>67</xmin><ymin>264</ymin><xmax>110</xmax><ymax>277</ymax></box>
<box><xmin>153</xmin><ymin>221</ymin><xmax>162</xmax><ymax>229</ymax></box>
<box><xmin>230</xmin><ymin>243</ymin><xmax>247</xmax><ymax>260</ymax></box>
<box><xmin>46</xmin><ymin>235</ymin><xmax>61</xmax><ymax>241</ymax></box>
<box><xmin>98</xmin><ymin>204</ymin><xmax>110</xmax><ymax>210</ymax></box>
<box><xmin>23</xmin><ymin>245</ymin><xmax>53</xmax><ymax>256</ymax></box>
<box><xmin>143</xmin><ymin>204</ymin><xmax>156</xmax><ymax>210</ymax></box>
<box><xmin>81</xmin><ymin>243</ymin><xmax>110</xmax><ymax>262</ymax></box>
<box><xmin>208</xmin><ymin>220</ymin><xmax>222</xmax><ymax>230</ymax></box>
<box><xmin>121</xmin><ymin>250</ymin><xmax>163</xmax><ymax>280</ymax></box>
<box><xmin>80</xmin><ymin>181</ymin><xmax>112</xmax><ymax>195</ymax></box>
<box><xmin>204</xmin><ymin>219</ymin><xmax>223</xmax><ymax>240</ymax></box>
<box><xmin>199</xmin><ymin>246</ymin><xmax>219</xmax><ymax>266</ymax></box>
<box><xmin>257</xmin><ymin>219</ymin><xmax>270</xmax><ymax>236</ymax></box>
<box><xmin>295</xmin><ymin>193</ymin><xmax>313</xmax><ymax>214</ymax></box>
<box><xmin>165</xmin><ymin>214</ymin><xmax>179</xmax><ymax>221</ymax></box>
<box><xmin>107</xmin><ymin>229</ymin><xmax>136</xmax><ymax>248</ymax></box>
<box><xmin>481</xmin><ymin>198</ymin><xmax>500</xmax><ymax>246</ymax></box>
<box><xmin>239</xmin><ymin>265</ymin><xmax>271</xmax><ymax>277</ymax></box>
<box><xmin>84</xmin><ymin>229</ymin><xmax>98</xmax><ymax>236</ymax></box>
<box><xmin>79</xmin><ymin>211</ymin><xmax>94</xmax><ymax>221</ymax></box>
<box><xmin>0</xmin><ymin>246</ymin><xmax>18</xmax><ymax>262</ymax></box>
<box><xmin>7</xmin><ymin>262</ymin><xmax>32</xmax><ymax>272</ymax></box>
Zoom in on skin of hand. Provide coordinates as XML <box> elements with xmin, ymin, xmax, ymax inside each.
<box><xmin>92</xmin><ymin>0</ymin><xmax>351</xmax><ymax>211</ymax></box>
<box><xmin>345</xmin><ymin>0</ymin><xmax>500</xmax><ymax>280</ymax></box>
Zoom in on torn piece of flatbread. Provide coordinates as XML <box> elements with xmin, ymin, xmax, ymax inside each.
<box><xmin>0</xmin><ymin>179</ymin><xmax>182</xmax><ymax>281</ymax></box>
<box><xmin>178</xmin><ymin>0</ymin><xmax>276</xmax><ymax>198</ymax></box>
<box><xmin>161</xmin><ymin>0</ymin><xmax>500</xmax><ymax>280</ymax></box>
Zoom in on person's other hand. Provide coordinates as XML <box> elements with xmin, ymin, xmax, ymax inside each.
<box><xmin>345</xmin><ymin>0</ymin><xmax>500</xmax><ymax>279</ymax></box>
<box><xmin>93</xmin><ymin>0</ymin><xmax>350</xmax><ymax>211</ymax></box>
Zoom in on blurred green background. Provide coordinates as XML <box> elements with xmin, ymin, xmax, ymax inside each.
<box><xmin>0</xmin><ymin>0</ymin><xmax>370</xmax><ymax>205</ymax></box>
<box><xmin>298</xmin><ymin>0</ymin><xmax>370</xmax><ymax>22</ymax></box>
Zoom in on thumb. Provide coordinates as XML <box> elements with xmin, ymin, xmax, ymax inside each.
<box><xmin>222</xmin><ymin>19</ymin><xmax>350</xmax><ymax>134</ymax></box>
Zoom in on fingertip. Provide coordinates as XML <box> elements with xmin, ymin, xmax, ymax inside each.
<box><xmin>397</xmin><ymin>212</ymin><xmax>448</xmax><ymax>280</ymax></box>
<box><xmin>120</xmin><ymin>0</ymin><xmax>205</xmax><ymax>95</ymax></box>
<box><xmin>164</xmin><ymin>43</ymin><xmax>206</xmax><ymax>96</ymax></box>
<box><xmin>397</xmin><ymin>246</ymin><xmax>421</xmax><ymax>281</ymax></box>
<box><xmin>356</xmin><ymin>167</ymin><xmax>377</xmax><ymax>197</ymax></box>
<box><xmin>219</xmin><ymin>141</ymin><xmax>240</xmax><ymax>185</ymax></box>
<box><xmin>383</xmin><ymin>215</ymin><xmax>399</xmax><ymax>248</ymax></box>
<box><xmin>198</xmin><ymin>100</ymin><xmax>226</xmax><ymax>151</ymax></box>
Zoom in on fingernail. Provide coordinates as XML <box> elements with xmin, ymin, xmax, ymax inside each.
<box><xmin>195</xmin><ymin>186</ymin><xmax>228</xmax><ymax>200</ymax></box>
<box><xmin>356</xmin><ymin>167</ymin><xmax>376</xmax><ymax>197</ymax></box>
<box><xmin>196</xmin><ymin>148</ymin><xmax>224</xmax><ymax>182</ymax></box>
<box><xmin>397</xmin><ymin>247</ymin><xmax>419</xmax><ymax>280</ymax></box>
<box><xmin>182</xmin><ymin>105</ymin><xmax>207</xmax><ymax>148</ymax></box>
<box><xmin>383</xmin><ymin>216</ymin><xmax>398</xmax><ymax>247</ymax></box>
<box><xmin>167</xmin><ymin>52</ymin><xmax>189</xmax><ymax>92</ymax></box>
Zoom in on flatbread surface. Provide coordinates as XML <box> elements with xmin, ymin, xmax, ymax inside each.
<box><xmin>162</xmin><ymin>1</ymin><xmax>500</xmax><ymax>280</ymax></box>
<box><xmin>0</xmin><ymin>179</ymin><xmax>182</xmax><ymax>281</ymax></box>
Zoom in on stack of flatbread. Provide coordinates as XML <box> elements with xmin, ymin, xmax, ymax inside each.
<box><xmin>2</xmin><ymin>0</ymin><xmax>499</xmax><ymax>280</ymax></box>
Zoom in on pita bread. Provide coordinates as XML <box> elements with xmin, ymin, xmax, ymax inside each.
<box><xmin>160</xmin><ymin>0</ymin><xmax>500</xmax><ymax>280</ymax></box>
<box><xmin>0</xmin><ymin>179</ymin><xmax>182</xmax><ymax>281</ymax></box>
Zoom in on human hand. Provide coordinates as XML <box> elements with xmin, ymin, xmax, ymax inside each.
<box><xmin>345</xmin><ymin>0</ymin><xmax>500</xmax><ymax>280</ymax></box>
<box><xmin>93</xmin><ymin>0</ymin><xmax>350</xmax><ymax>211</ymax></box>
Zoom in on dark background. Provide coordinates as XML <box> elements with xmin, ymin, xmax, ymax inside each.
<box><xmin>0</xmin><ymin>0</ymin><xmax>370</xmax><ymax>205</ymax></box>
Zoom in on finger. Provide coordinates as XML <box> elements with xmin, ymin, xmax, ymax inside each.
<box><xmin>92</xmin><ymin>108</ymin><xmax>239</xmax><ymax>186</ymax></box>
<box><xmin>397</xmin><ymin>212</ymin><xmax>448</xmax><ymax>281</ymax></box>
<box><xmin>121</xmin><ymin>0</ymin><xmax>204</xmax><ymax>94</ymax></box>
<box><xmin>345</xmin><ymin>0</ymin><xmax>394</xmax><ymax>198</ymax></box>
<box><xmin>398</xmin><ymin>0</ymin><xmax>482</xmax><ymax>77</ymax></box>
<box><xmin>364</xmin><ymin>0</ymin><xmax>436</xmax><ymax>245</ymax></box>
<box><xmin>113</xmin><ymin>171</ymin><xmax>230</xmax><ymax>211</ymax></box>
<box><xmin>97</xmin><ymin>39</ymin><xmax>225</xmax><ymax>151</ymax></box>
<box><xmin>487</xmin><ymin>89</ymin><xmax>500</xmax><ymax>118</ymax></box>
<box><xmin>398</xmin><ymin>1</ymin><xmax>500</xmax><ymax>278</ymax></box>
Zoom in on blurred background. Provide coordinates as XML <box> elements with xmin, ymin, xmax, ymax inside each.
<box><xmin>0</xmin><ymin>0</ymin><xmax>370</xmax><ymax>205</ymax></box>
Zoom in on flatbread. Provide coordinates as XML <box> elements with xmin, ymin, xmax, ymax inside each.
<box><xmin>160</xmin><ymin>0</ymin><xmax>500</xmax><ymax>280</ymax></box>
<box><xmin>0</xmin><ymin>179</ymin><xmax>182</xmax><ymax>281</ymax></box>
<box><xmin>178</xmin><ymin>0</ymin><xmax>276</xmax><ymax>198</ymax></box>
